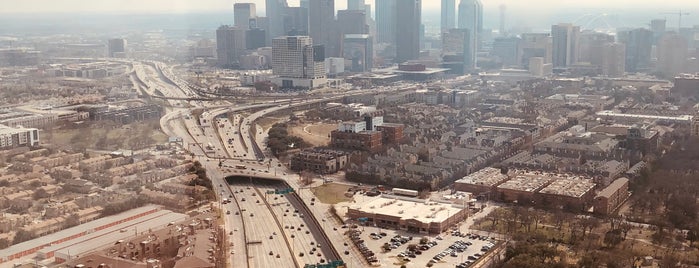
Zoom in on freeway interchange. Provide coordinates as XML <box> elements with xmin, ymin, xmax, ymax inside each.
<box><xmin>141</xmin><ymin>61</ymin><xmax>378</xmax><ymax>268</ymax></box>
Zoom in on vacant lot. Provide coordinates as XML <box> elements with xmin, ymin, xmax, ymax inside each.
<box><xmin>47</xmin><ymin>119</ymin><xmax>168</xmax><ymax>151</ymax></box>
<box><xmin>289</xmin><ymin>123</ymin><xmax>335</xmax><ymax>147</ymax></box>
<box><xmin>310</xmin><ymin>183</ymin><xmax>352</xmax><ymax>204</ymax></box>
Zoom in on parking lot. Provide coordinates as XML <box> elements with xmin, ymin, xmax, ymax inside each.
<box><xmin>344</xmin><ymin>225</ymin><xmax>497</xmax><ymax>267</ymax></box>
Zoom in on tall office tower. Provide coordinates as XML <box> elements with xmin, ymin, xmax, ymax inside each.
<box><xmin>272</xmin><ymin>36</ymin><xmax>327</xmax><ymax>88</ymax></box>
<box><xmin>108</xmin><ymin>38</ymin><xmax>127</xmax><ymax>57</ymax></box>
<box><xmin>309</xmin><ymin>0</ymin><xmax>338</xmax><ymax>57</ymax></box>
<box><xmin>337</xmin><ymin>10</ymin><xmax>368</xmax><ymax>35</ymax></box>
<box><xmin>375</xmin><ymin>0</ymin><xmax>396</xmax><ymax>44</ymax></box>
<box><xmin>657</xmin><ymin>33</ymin><xmax>688</xmax><ymax>76</ymax></box>
<box><xmin>617</xmin><ymin>28</ymin><xmax>652</xmax><ymax>72</ymax></box>
<box><xmin>441</xmin><ymin>0</ymin><xmax>456</xmax><ymax>33</ymax></box>
<box><xmin>442</xmin><ymin>28</ymin><xmax>471</xmax><ymax>73</ymax></box>
<box><xmin>458</xmin><ymin>0</ymin><xmax>482</xmax><ymax>68</ymax></box>
<box><xmin>499</xmin><ymin>4</ymin><xmax>506</xmax><ymax>36</ymax></box>
<box><xmin>395</xmin><ymin>0</ymin><xmax>421</xmax><ymax>63</ymax></box>
<box><xmin>246</xmin><ymin>28</ymin><xmax>266</xmax><ymax>49</ymax></box>
<box><xmin>300</xmin><ymin>0</ymin><xmax>309</xmax><ymax>8</ymax></box>
<box><xmin>265</xmin><ymin>0</ymin><xmax>288</xmax><ymax>40</ymax></box>
<box><xmin>216</xmin><ymin>25</ymin><xmax>246</xmax><ymax>67</ymax></box>
<box><xmin>521</xmin><ymin>33</ymin><xmax>552</xmax><ymax>63</ymax></box>
<box><xmin>551</xmin><ymin>23</ymin><xmax>580</xmax><ymax>67</ymax></box>
<box><xmin>601</xmin><ymin>43</ymin><xmax>626</xmax><ymax>77</ymax></box>
<box><xmin>492</xmin><ymin>37</ymin><xmax>521</xmax><ymax>66</ymax></box>
<box><xmin>578</xmin><ymin>31</ymin><xmax>614</xmax><ymax>65</ymax></box>
<box><xmin>234</xmin><ymin>3</ymin><xmax>256</xmax><ymax>29</ymax></box>
<box><xmin>520</xmin><ymin>33</ymin><xmax>552</xmax><ymax>66</ymax></box>
<box><xmin>651</xmin><ymin>19</ymin><xmax>666</xmax><ymax>42</ymax></box>
<box><xmin>284</xmin><ymin>7</ymin><xmax>309</xmax><ymax>35</ymax></box>
<box><xmin>348</xmin><ymin>0</ymin><xmax>365</xmax><ymax>10</ymax></box>
<box><xmin>343</xmin><ymin>34</ymin><xmax>373</xmax><ymax>72</ymax></box>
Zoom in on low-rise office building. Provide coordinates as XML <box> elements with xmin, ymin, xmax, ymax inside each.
<box><xmin>594</xmin><ymin>177</ymin><xmax>630</xmax><ymax>215</ymax></box>
<box><xmin>347</xmin><ymin>196</ymin><xmax>467</xmax><ymax>234</ymax></box>
<box><xmin>290</xmin><ymin>149</ymin><xmax>348</xmax><ymax>174</ymax></box>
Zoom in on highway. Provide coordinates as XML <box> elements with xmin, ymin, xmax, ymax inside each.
<box><xmin>146</xmin><ymin>59</ymin><xmax>418</xmax><ymax>267</ymax></box>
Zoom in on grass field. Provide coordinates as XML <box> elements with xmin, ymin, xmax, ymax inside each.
<box><xmin>310</xmin><ymin>183</ymin><xmax>353</xmax><ymax>204</ymax></box>
<box><xmin>289</xmin><ymin>123</ymin><xmax>335</xmax><ymax>147</ymax></box>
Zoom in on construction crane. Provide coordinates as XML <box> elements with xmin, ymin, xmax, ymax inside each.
<box><xmin>661</xmin><ymin>10</ymin><xmax>690</xmax><ymax>30</ymax></box>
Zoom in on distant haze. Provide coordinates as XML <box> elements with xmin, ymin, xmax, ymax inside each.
<box><xmin>1</xmin><ymin>0</ymin><xmax>699</xmax><ymax>34</ymax></box>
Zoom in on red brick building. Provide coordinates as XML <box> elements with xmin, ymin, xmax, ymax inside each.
<box><xmin>330</xmin><ymin>130</ymin><xmax>382</xmax><ymax>152</ymax></box>
<box><xmin>376</xmin><ymin>123</ymin><xmax>404</xmax><ymax>144</ymax></box>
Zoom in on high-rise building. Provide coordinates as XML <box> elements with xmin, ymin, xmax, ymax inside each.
<box><xmin>309</xmin><ymin>0</ymin><xmax>338</xmax><ymax>57</ymax></box>
<box><xmin>216</xmin><ymin>25</ymin><xmax>246</xmax><ymax>67</ymax></box>
<box><xmin>337</xmin><ymin>10</ymin><xmax>368</xmax><ymax>35</ymax></box>
<box><xmin>300</xmin><ymin>0</ymin><xmax>309</xmax><ymax>8</ymax></box>
<box><xmin>108</xmin><ymin>38</ymin><xmax>127</xmax><ymax>58</ymax></box>
<box><xmin>272</xmin><ymin>36</ymin><xmax>327</xmax><ymax>88</ymax></box>
<box><xmin>458</xmin><ymin>0</ymin><xmax>482</xmax><ymax>68</ymax></box>
<box><xmin>375</xmin><ymin>0</ymin><xmax>396</xmax><ymax>44</ymax></box>
<box><xmin>578</xmin><ymin>31</ymin><xmax>614</xmax><ymax>66</ymax></box>
<box><xmin>442</xmin><ymin>28</ymin><xmax>472</xmax><ymax>72</ymax></box>
<box><xmin>520</xmin><ymin>33</ymin><xmax>552</xmax><ymax>67</ymax></box>
<box><xmin>347</xmin><ymin>0</ymin><xmax>365</xmax><ymax>10</ymax></box>
<box><xmin>657</xmin><ymin>33</ymin><xmax>688</xmax><ymax>77</ymax></box>
<box><xmin>551</xmin><ymin>23</ymin><xmax>580</xmax><ymax>67</ymax></box>
<box><xmin>343</xmin><ymin>34</ymin><xmax>373</xmax><ymax>72</ymax></box>
<box><xmin>246</xmin><ymin>28</ymin><xmax>266</xmax><ymax>49</ymax></box>
<box><xmin>650</xmin><ymin>19</ymin><xmax>666</xmax><ymax>42</ymax></box>
<box><xmin>283</xmin><ymin>7</ymin><xmax>309</xmax><ymax>35</ymax></box>
<box><xmin>395</xmin><ymin>0</ymin><xmax>421</xmax><ymax>63</ymax></box>
<box><xmin>492</xmin><ymin>37</ymin><xmax>521</xmax><ymax>67</ymax></box>
<box><xmin>441</xmin><ymin>0</ymin><xmax>456</xmax><ymax>33</ymax></box>
<box><xmin>234</xmin><ymin>3</ymin><xmax>256</xmax><ymax>29</ymax></box>
<box><xmin>265</xmin><ymin>0</ymin><xmax>288</xmax><ymax>40</ymax></box>
<box><xmin>617</xmin><ymin>28</ymin><xmax>653</xmax><ymax>72</ymax></box>
<box><xmin>602</xmin><ymin>43</ymin><xmax>626</xmax><ymax>77</ymax></box>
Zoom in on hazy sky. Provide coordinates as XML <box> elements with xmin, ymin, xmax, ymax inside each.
<box><xmin>2</xmin><ymin>0</ymin><xmax>699</xmax><ymax>14</ymax></box>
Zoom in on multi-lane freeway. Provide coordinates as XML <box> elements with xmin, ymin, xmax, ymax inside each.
<box><xmin>142</xmin><ymin>61</ymin><xmax>368</xmax><ymax>267</ymax></box>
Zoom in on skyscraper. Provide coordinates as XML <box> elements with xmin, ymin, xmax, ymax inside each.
<box><xmin>441</xmin><ymin>0</ymin><xmax>456</xmax><ymax>33</ymax></box>
<box><xmin>551</xmin><ymin>23</ymin><xmax>580</xmax><ymax>67</ymax></box>
<box><xmin>458</xmin><ymin>0</ymin><xmax>482</xmax><ymax>68</ymax></box>
<box><xmin>618</xmin><ymin>28</ymin><xmax>653</xmax><ymax>72</ymax></box>
<box><xmin>395</xmin><ymin>0</ymin><xmax>421</xmax><ymax>63</ymax></box>
<box><xmin>520</xmin><ymin>33</ymin><xmax>552</xmax><ymax>66</ymax></box>
<box><xmin>651</xmin><ymin>19</ymin><xmax>666</xmax><ymax>43</ymax></box>
<box><xmin>283</xmin><ymin>7</ymin><xmax>309</xmax><ymax>35</ymax></box>
<box><xmin>265</xmin><ymin>0</ymin><xmax>288</xmax><ymax>40</ymax></box>
<box><xmin>657</xmin><ymin>33</ymin><xmax>688</xmax><ymax>77</ymax></box>
<box><xmin>492</xmin><ymin>37</ymin><xmax>521</xmax><ymax>67</ymax></box>
<box><xmin>337</xmin><ymin>10</ymin><xmax>368</xmax><ymax>35</ymax></box>
<box><xmin>601</xmin><ymin>43</ymin><xmax>626</xmax><ymax>77</ymax></box>
<box><xmin>309</xmin><ymin>0</ymin><xmax>338</xmax><ymax>57</ymax></box>
<box><xmin>375</xmin><ymin>0</ymin><xmax>396</xmax><ymax>44</ymax></box>
<box><xmin>234</xmin><ymin>3</ymin><xmax>256</xmax><ymax>30</ymax></box>
<box><xmin>272</xmin><ymin>36</ymin><xmax>327</xmax><ymax>88</ymax></box>
<box><xmin>578</xmin><ymin>31</ymin><xmax>613</xmax><ymax>66</ymax></box>
<box><xmin>347</xmin><ymin>0</ymin><xmax>365</xmax><ymax>10</ymax></box>
<box><xmin>216</xmin><ymin>25</ymin><xmax>246</xmax><ymax>67</ymax></box>
<box><xmin>343</xmin><ymin>34</ymin><xmax>373</xmax><ymax>72</ymax></box>
<box><xmin>108</xmin><ymin>38</ymin><xmax>127</xmax><ymax>58</ymax></box>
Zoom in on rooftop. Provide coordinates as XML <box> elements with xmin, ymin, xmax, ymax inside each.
<box><xmin>539</xmin><ymin>178</ymin><xmax>596</xmax><ymax>198</ymax></box>
<box><xmin>497</xmin><ymin>173</ymin><xmax>553</xmax><ymax>192</ymax></box>
<box><xmin>455</xmin><ymin>167</ymin><xmax>508</xmax><ymax>187</ymax></box>
<box><xmin>349</xmin><ymin>196</ymin><xmax>464</xmax><ymax>224</ymax></box>
<box><xmin>597</xmin><ymin>177</ymin><xmax>629</xmax><ymax>199</ymax></box>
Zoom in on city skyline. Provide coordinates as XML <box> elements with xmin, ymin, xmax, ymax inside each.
<box><xmin>3</xmin><ymin>0</ymin><xmax>699</xmax><ymax>14</ymax></box>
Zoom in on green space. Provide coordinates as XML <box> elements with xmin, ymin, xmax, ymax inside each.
<box><xmin>45</xmin><ymin>119</ymin><xmax>168</xmax><ymax>151</ymax></box>
<box><xmin>310</xmin><ymin>183</ymin><xmax>352</xmax><ymax>204</ymax></box>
